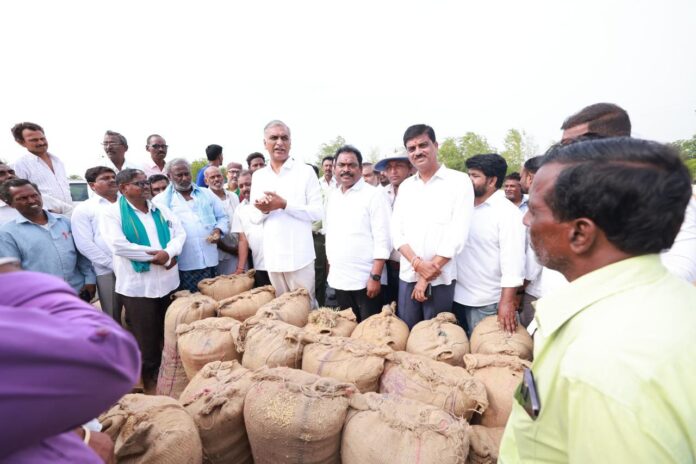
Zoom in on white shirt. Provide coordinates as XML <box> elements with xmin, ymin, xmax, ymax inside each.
<box><xmin>319</xmin><ymin>176</ymin><xmax>337</xmax><ymax>193</ymax></box>
<box><xmin>249</xmin><ymin>157</ymin><xmax>323</xmax><ymax>272</ymax></box>
<box><xmin>325</xmin><ymin>179</ymin><xmax>391</xmax><ymax>290</ymax></box>
<box><xmin>383</xmin><ymin>183</ymin><xmax>402</xmax><ymax>262</ymax></box>
<box><xmin>71</xmin><ymin>195</ymin><xmax>116</xmax><ymax>276</ymax></box>
<box><xmin>454</xmin><ymin>190</ymin><xmax>527</xmax><ymax>306</ymax></box>
<box><xmin>518</xmin><ymin>194</ymin><xmax>529</xmax><ymax>215</ymax></box>
<box><xmin>13</xmin><ymin>152</ymin><xmax>72</xmax><ymax>204</ymax></box>
<box><xmin>214</xmin><ymin>189</ymin><xmax>240</xmax><ymax>261</ymax></box>
<box><xmin>100</xmin><ymin>200</ymin><xmax>185</xmax><ymax>298</ymax></box>
<box><xmin>391</xmin><ymin>165</ymin><xmax>474</xmax><ymax>285</ymax></box>
<box><xmin>661</xmin><ymin>196</ymin><xmax>696</xmax><ymax>282</ymax></box>
<box><xmin>102</xmin><ymin>156</ymin><xmax>144</xmax><ymax>173</ymax></box>
<box><xmin>232</xmin><ymin>199</ymin><xmax>266</xmax><ymax>271</ymax></box>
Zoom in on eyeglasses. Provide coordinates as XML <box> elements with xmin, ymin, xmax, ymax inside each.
<box><xmin>150</xmin><ymin>144</ymin><xmax>168</xmax><ymax>149</ymax></box>
<box><xmin>102</xmin><ymin>142</ymin><xmax>122</xmax><ymax>147</ymax></box>
<box><xmin>128</xmin><ymin>180</ymin><xmax>151</xmax><ymax>188</ymax></box>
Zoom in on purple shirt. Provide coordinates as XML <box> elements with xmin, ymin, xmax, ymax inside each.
<box><xmin>0</xmin><ymin>271</ymin><xmax>140</xmax><ymax>463</ymax></box>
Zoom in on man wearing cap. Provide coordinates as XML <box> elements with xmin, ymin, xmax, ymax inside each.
<box><xmin>196</xmin><ymin>144</ymin><xmax>224</xmax><ymax>187</ymax></box>
<box><xmin>375</xmin><ymin>153</ymin><xmax>413</xmax><ymax>307</ymax></box>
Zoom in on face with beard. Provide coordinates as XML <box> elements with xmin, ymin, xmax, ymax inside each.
<box><xmin>169</xmin><ymin>163</ymin><xmax>192</xmax><ymax>192</ymax></box>
<box><xmin>335</xmin><ymin>151</ymin><xmax>362</xmax><ymax>191</ymax></box>
<box><xmin>467</xmin><ymin>168</ymin><xmax>492</xmax><ymax>198</ymax></box>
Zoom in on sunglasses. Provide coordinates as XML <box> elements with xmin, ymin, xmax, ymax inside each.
<box><xmin>128</xmin><ymin>180</ymin><xmax>151</xmax><ymax>188</ymax></box>
<box><xmin>150</xmin><ymin>144</ymin><xmax>168</xmax><ymax>149</ymax></box>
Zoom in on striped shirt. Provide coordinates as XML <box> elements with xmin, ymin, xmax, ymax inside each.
<box><xmin>13</xmin><ymin>152</ymin><xmax>72</xmax><ymax>204</ymax></box>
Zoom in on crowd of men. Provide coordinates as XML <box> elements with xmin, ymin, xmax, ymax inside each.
<box><xmin>1</xmin><ymin>102</ymin><xmax>695</xmax><ymax>462</ymax></box>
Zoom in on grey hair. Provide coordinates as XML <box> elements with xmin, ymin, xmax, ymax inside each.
<box><xmin>163</xmin><ymin>158</ymin><xmax>191</xmax><ymax>175</ymax></box>
<box><xmin>105</xmin><ymin>130</ymin><xmax>128</xmax><ymax>146</ymax></box>
<box><xmin>263</xmin><ymin>120</ymin><xmax>291</xmax><ymax>136</ymax></box>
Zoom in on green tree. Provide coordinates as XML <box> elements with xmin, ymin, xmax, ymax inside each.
<box><xmin>315</xmin><ymin>136</ymin><xmax>346</xmax><ymax>174</ymax></box>
<box><xmin>671</xmin><ymin>134</ymin><xmax>696</xmax><ymax>160</ymax></box>
<box><xmin>68</xmin><ymin>174</ymin><xmax>83</xmax><ymax>180</ymax></box>
<box><xmin>191</xmin><ymin>158</ymin><xmax>208</xmax><ymax>181</ymax></box>
<box><xmin>501</xmin><ymin>129</ymin><xmax>538</xmax><ymax>174</ymax></box>
<box><xmin>438</xmin><ymin>132</ymin><xmax>495</xmax><ymax>172</ymax></box>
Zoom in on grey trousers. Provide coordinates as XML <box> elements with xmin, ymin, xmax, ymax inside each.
<box><xmin>96</xmin><ymin>272</ymin><xmax>122</xmax><ymax>324</ymax></box>
<box><xmin>397</xmin><ymin>279</ymin><xmax>455</xmax><ymax>329</ymax></box>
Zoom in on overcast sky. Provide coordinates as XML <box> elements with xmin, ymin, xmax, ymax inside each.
<box><xmin>1</xmin><ymin>0</ymin><xmax>694</xmax><ymax>176</ymax></box>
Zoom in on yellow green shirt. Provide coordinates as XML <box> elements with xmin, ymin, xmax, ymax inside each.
<box><xmin>499</xmin><ymin>255</ymin><xmax>696</xmax><ymax>463</ymax></box>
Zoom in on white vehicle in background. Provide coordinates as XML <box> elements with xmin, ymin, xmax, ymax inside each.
<box><xmin>69</xmin><ymin>180</ymin><xmax>89</xmax><ymax>204</ymax></box>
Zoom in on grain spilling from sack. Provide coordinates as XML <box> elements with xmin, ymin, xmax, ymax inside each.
<box><xmin>463</xmin><ymin>353</ymin><xmax>531</xmax><ymax>427</ymax></box>
<box><xmin>342</xmin><ymin>392</ymin><xmax>471</xmax><ymax>464</ymax></box>
<box><xmin>99</xmin><ymin>394</ymin><xmax>202</xmax><ymax>464</ymax></box>
<box><xmin>197</xmin><ymin>270</ymin><xmax>255</xmax><ymax>301</ymax></box>
<box><xmin>177</xmin><ymin>317</ymin><xmax>242</xmax><ymax>380</ymax></box>
<box><xmin>157</xmin><ymin>291</ymin><xmax>218</xmax><ymax>398</ymax></box>
<box><xmin>380</xmin><ymin>351</ymin><xmax>488</xmax><ymax>421</ymax></box>
<box><xmin>305</xmin><ymin>307</ymin><xmax>357</xmax><ymax>337</ymax></box>
<box><xmin>217</xmin><ymin>285</ymin><xmax>276</xmax><ymax>321</ymax></box>
<box><xmin>406</xmin><ymin>312</ymin><xmax>469</xmax><ymax>366</ymax></box>
<box><xmin>237</xmin><ymin>318</ymin><xmax>308</xmax><ymax>370</ymax></box>
<box><xmin>180</xmin><ymin>360</ymin><xmax>254</xmax><ymax>464</ymax></box>
<box><xmin>466</xmin><ymin>425</ymin><xmax>505</xmax><ymax>464</ymax></box>
<box><xmin>351</xmin><ymin>302</ymin><xmax>409</xmax><ymax>351</ymax></box>
<box><xmin>255</xmin><ymin>287</ymin><xmax>311</xmax><ymax>327</ymax></box>
<box><xmin>302</xmin><ymin>336</ymin><xmax>392</xmax><ymax>392</ymax></box>
<box><xmin>244</xmin><ymin>367</ymin><xmax>356</xmax><ymax>464</ymax></box>
<box><xmin>470</xmin><ymin>316</ymin><xmax>533</xmax><ymax>361</ymax></box>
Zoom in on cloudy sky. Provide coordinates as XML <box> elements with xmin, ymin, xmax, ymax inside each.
<box><xmin>1</xmin><ymin>0</ymin><xmax>694</xmax><ymax>176</ymax></box>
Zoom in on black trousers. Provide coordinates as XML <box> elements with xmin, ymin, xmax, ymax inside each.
<box><xmin>119</xmin><ymin>292</ymin><xmax>172</xmax><ymax>387</ymax></box>
<box><xmin>313</xmin><ymin>232</ymin><xmax>328</xmax><ymax>307</ymax></box>
<box><xmin>254</xmin><ymin>269</ymin><xmax>272</xmax><ymax>288</ymax></box>
<box><xmin>335</xmin><ymin>287</ymin><xmax>383</xmax><ymax>323</ymax></box>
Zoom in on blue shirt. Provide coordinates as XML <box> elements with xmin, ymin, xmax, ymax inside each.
<box><xmin>0</xmin><ymin>210</ymin><xmax>96</xmax><ymax>292</ymax></box>
<box><xmin>196</xmin><ymin>164</ymin><xmax>210</xmax><ymax>187</ymax></box>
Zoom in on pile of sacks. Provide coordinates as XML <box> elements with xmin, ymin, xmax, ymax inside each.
<box><xmin>100</xmin><ymin>272</ymin><xmax>533</xmax><ymax>463</ymax></box>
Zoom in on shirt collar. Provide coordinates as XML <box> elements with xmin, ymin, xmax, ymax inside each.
<box><xmin>535</xmin><ymin>254</ymin><xmax>666</xmax><ymax>338</ymax></box>
<box><xmin>476</xmin><ymin>189</ymin><xmax>506</xmax><ymax>208</ymax></box>
<box><xmin>415</xmin><ymin>164</ymin><xmax>447</xmax><ymax>183</ymax></box>
<box><xmin>339</xmin><ymin>177</ymin><xmax>367</xmax><ymax>194</ymax></box>
<box><xmin>16</xmin><ymin>209</ymin><xmax>57</xmax><ymax>226</ymax></box>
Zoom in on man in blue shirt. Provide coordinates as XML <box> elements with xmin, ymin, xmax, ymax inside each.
<box><xmin>195</xmin><ymin>144</ymin><xmax>224</xmax><ymax>187</ymax></box>
<box><xmin>0</xmin><ymin>179</ymin><xmax>96</xmax><ymax>298</ymax></box>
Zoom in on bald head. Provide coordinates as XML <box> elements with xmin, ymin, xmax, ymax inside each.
<box><xmin>204</xmin><ymin>165</ymin><xmax>225</xmax><ymax>191</ymax></box>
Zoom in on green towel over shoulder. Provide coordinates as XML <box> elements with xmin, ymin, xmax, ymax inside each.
<box><xmin>119</xmin><ymin>196</ymin><xmax>172</xmax><ymax>272</ymax></box>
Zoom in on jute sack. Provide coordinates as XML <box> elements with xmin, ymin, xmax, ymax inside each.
<box><xmin>379</xmin><ymin>351</ymin><xmax>488</xmax><ymax>421</ymax></box>
<box><xmin>463</xmin><ymin>353</ymin><xmax>531</xmax><ymax>427</ymax></box>
<box><xmin>302</xmin><ymin>336</ymin><xmax>392</xmax><ymax>392</ymax></box>
<box><xmin>238</xmin><ymin>318</ymin><xmax>308</xmax><ymax>370</ymax></box>
<box><xmin>180</xmin><ymin>360</ymin><xmax>255</xmax><ymax>464</ymax></box>
<box><xmin>244</xmin><ymin>367</ymin><xmax>356</xmax><ymax>464</ymax></box>
<box><xmin>342</xmin><ymin>392</ymin><xmax>471</xmax><ymax>464</ymax></box>
<box><xmin>99</xmin><ymin>394</ymin><xmax>202</xmax><ymax>464</ymax></box>
<box><xmin>304</xmin><ymin>307</ymin><xmax>357</xmax><ymax>337</ymax></box>
<box><xmin>216</xmin><ymin>285</ymin><xmax>276</xmax><ymax>321</ymax></box>
<box><xmin>255</xmin><ymin>288</ymin><xmax>311</xmax><ymax>327</ymax></box>
<box><xmin>406</xmin><ymin>312</ymin><xmax>469</xmax><ymax>366</ymax></box>
<box><xmin>177</xmin><ymin>317</ymin><xmax>242</xmax><ymax>380</ymax></box>
<box><xmin>351</xmin><ymin>302</ymin><xmax>409</xmax><ymax>351</ymax></box>
<box><xmin>157</xmin><ymin>291</ymin><xmax>218</xmax><ymax>398</ymax></box>
<box><xmin>466</xmin><ymin>425</ymin><xmax>505</xmax><ymax>464</ymax></box>
<box><xmin>470</xmin><ymin>316</ymin><xmax>533</xmax><ymax>361</ymax></box>
<box><xmin>198</xmin><ymin>270</ymin><xmax>255</xmax><ymax>301</ymax></box>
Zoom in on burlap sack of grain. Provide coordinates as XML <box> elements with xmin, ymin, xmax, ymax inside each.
<box><xmin>179</xmin><ymin>360</ymin><xmax>255</xmax><ymax>464</ymax></box>
<box><xmin>244</xmin><ymin>367</ymin><xmax>356</xmax><ymax>464</ymax></box>
<box><xmin>99</xmin><ymin>394</ymin><xmax>202</xmax><ymax>464</ymax></box>
<box><xmin>342</xmin><ymin>392</ymin><xmax>471</xmax><ymax>464</ymax></box>
<box><xmin>157</xmin><ymin>291</ymin><xmax>218</xmax><ymax>398</ymax></box>
<box><xmin>351</xmin><ymin>302</ymin><xmax>409</xmax><ymax>351</ymax></box>
<box><xmin>304</xmin><ymin>307</ymin><xmax>358</xmax><ymax>337</ymax></box>
<box><xmin>216</xmin><ymin>285</ymin><xmax>276</xmax><ymax>321</ymax></box>
<box><xmin>406</xmin><ymin>312</ymin><xmax>469</xmax><ymax>366</ymax></box>
<box><xmin>255</xmin><ymin>287</ymin><xmax>311</xmax><ymax>327</ymax></box>
<box><xmin>463</xmin><ymin>353</ymin><xmax>531</xmax><ymax>427</ymax></box>
<box><xmin>470</xmin><ymin>315</ymin><xmax>533</xmax><ymax>361</ymax></box>
<box><xmin>466</xmin><ymin>425</ymin><xmax>505</xmax><ymax>464</ymax></box>
<box><xmin>237</xmin><ymin>318</ymin><xmax>308</xmax><ymax>370</ymax></box>
<box><xmin>379</xmin><ymin>351</ymin><xmax>488</xmax><ymax>421</ymax></box>
<box><xmin>177</xmin><ymin>317</ymin><xmax>242</xmax><ymax>380</ymax></box>
<box><xmin>302</xmin><ymin>336</ymin><xmax>392</xmax><ymax>392</ymax></box>
<box><xmin>197</xmin><ymin>270</ymin><xmax>255</xmax><ymax>301</ymax></box>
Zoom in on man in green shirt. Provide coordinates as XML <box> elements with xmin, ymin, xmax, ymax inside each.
<box><xmin>500</xmin><ymin>137</ymin><xmax>696</xmax><ymax>463</ymax></box>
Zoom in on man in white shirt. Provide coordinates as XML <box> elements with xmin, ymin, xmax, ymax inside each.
<box><xmin>232</xmin><ymin>170</ymin><xmax>271</xmax><ymax>287</ymax></box>
<box><xmin>71</xmin><ymin>166</ymin><xmax>122</xmax><ymax>322</ymax></box>
<box><xmin>362</xmin><ymin>162</ymin><xmax>381</xmax><ymax>187</ymax></box>
<box><xmin>391</xmin><ymin>124</ymin><xmax>474</xmax><ymax>328</ymax></box>
<box><xmin>326</xmin><ymin>145</ymin><xmax>391</xmax><ymax>321</ymax></box>
<box><xmin>143</xmin><ymin>134</ymin><xmax>168</xmax><ymax>177</ymax></box>
<box><xmin>100</xmin><ymin>168</ymin><xmax>185</xmax><ymax>392</ymax></box>
<box><xmin>374</xmin><ymin>154</ymin><xmax>414</xmax><ymax>307</ymax></box>
<box><xmin>454</xmin><ymin>154</ymin><xmax>526</xmax><ymax>336</ymax></box>
<box><xmin>101</xmin><ymin>130</ymin><xmax>143</xmax><ymax>173</ymax></box>
<box><xmin>204</xmin><ymin>165</ymin><xmax>240</xmax><ymax>275</ymax></box>
<box><xmin>319</xmin><ymin>156</ymin><xmax>337</xmax><ymax>193</ymax></box>
<box><xmin>153</xmin><ymin>158</ymin><xmax>229</xmax><ymax>292</ymax></box>
<box><xmin>250</xmin><ymin>120</ymin><xmax>323</xmax><ymax>300</ymax></box>
<box><xmin>11</xmin><ymin>122</ymin><xmax>72</xmax><ymax>204</ymax></box>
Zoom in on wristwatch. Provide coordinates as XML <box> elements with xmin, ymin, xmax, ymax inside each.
<box><xmin>370</xmin><ymin>273</ymin><xmax>381</xmax><ymax>281</ymax></box>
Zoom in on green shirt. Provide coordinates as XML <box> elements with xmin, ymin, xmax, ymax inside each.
<box><xmin>500</xmin><ymin>255</ymin><xmax>696</xmax><ymax>463</ymax></box>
